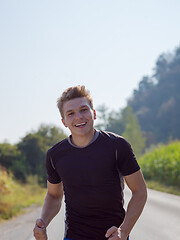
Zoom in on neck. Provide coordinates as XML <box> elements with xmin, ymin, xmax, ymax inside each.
<box><xmin>71</xmin><ymin>129</ymin><xmax>96</xmax><ymax>147</ymax></box>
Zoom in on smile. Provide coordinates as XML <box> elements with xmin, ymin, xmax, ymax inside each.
<box><xmin>74</xmin><ymin>122</ymin><xmax>87</xmax><ymax>127</ymax></box>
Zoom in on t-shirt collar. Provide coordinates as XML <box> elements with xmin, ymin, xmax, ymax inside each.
<box><xmin>68</xmin><ymin>129</ymin><xmax>99</xmax><ymax>148</ymax></box>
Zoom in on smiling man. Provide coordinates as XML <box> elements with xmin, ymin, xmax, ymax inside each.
<box><xmin>61</xmin><ymin>96</ymin><xmax>96</xmax><ymax>147</ymax></box>
<box><xmin>33</xmin><ymin>85</ymin><xmax>147</xmax><ymax>240</ymax></box>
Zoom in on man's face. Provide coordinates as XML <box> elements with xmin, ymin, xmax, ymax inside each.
<box><xmin>61</xmin><ymin>97</ymin><xmax>96</xmax><ymax>137</ymax></box>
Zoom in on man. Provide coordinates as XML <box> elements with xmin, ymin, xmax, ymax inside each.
<box><xmin>33</xmin><ymin>85</ymin><xmax>147</xmax><ymax>240</ymax></box>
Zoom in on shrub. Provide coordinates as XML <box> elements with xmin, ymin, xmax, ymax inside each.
<box><xmin>0</xmin><ymin>168</ymin><xmax>13</xmax><ymax>194</ymax></box>
<box><xmin>139</xmin><ymin>141</ymin><xmax>180</xmax><ymax>187</ymax></box>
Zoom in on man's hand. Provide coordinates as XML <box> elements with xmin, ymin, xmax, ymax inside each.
<box><xmin>33</xmin><ymin>218</ymin><xmax>47</xmax><ymax>240</ymax></box>
<box><xmin>105</xmin><ymin>226</ymin><xmax>127</xmax><ymax>240</ymax></box>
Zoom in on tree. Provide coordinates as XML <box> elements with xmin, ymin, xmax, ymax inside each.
<box><xmin>0</xmin><ymin>143</ymin><xmax>26</xmax><ymax>180</ymax></box>
<box><xmin>0</xmin><ymin>124</ymin><xmax>67</xmax><ymax>184</ymax></box>
<box><xmin>96</xmin><ymin>104</ymin><xmax>145</xmax><ymax>157</ymax></box>
<box><xmin>95</xmin><ymin>104</ymin><xmax>109</xmax><ymax>130</ymax></box>
<box><xmin>106</xmin><ymin>110</ymin><xmax>125</xmax><ymax>135</ymax></box>
<box><xmin>128</xmin><ymin>45</ymin><xmax>180</xmax><ymax>144</ymax></box>
<box><xmin>18</xmin><ymin>134</ymin><xmax>46</xmax><ymax>183</ymax></box>
<box><xmin>121</xmin><ymin>106</ymin><xmax>146</xmax><ymax>157</ymax></box>
<box><xmin>18</xmin><ymin>124</ymin><xmax>67</xmax><ymax>184</ymax></box>
<box><xmin>36</xmin><ymin>124</ymin><xmax>67</xmax><ymax>147</ymax></box>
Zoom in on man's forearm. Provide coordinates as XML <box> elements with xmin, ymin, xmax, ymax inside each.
<box><xmin>41</xmin><ymin>192</ymin><xmax>63</xmax><ymax>227</ymax></box>
<box><xmin>120</xmin><ymin>186</ymin><xmax>147</xmax><ymax>237</ymax></box>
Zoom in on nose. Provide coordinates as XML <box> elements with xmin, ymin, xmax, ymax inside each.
<box><xmin>75</xmin><ymin>111</ymin><xmax>83</xmax><ymax>119</ymax></box>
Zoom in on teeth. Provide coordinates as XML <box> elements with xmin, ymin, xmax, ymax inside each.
<box><xmin>75</xmin><ymin>123</ymin><xmax>86</xmax><ymax>127</ymax></box>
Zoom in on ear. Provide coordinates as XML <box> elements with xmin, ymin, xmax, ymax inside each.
<box><xmin>61</xmin><ymin>118</ymin><xmax>67</xmax><ymax>128</ymax></box>
<box><xmin>93</xmin><ymin>110</ymin><xmax>96</xmax><ymax>120</ymax></box>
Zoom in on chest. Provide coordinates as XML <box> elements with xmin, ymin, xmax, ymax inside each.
<box><xmin>54</xmin><ymin>142</ymin><xmax>119</xmax><ymax>186</ymax></box>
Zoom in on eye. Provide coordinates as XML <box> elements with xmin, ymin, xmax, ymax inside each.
<box><xmin>81</xmin><ymin>108</ymin><xmax>88</xmax><ymax>112</ymax></box>
<box><xmin>67</xmin><ymin>112</ymin><xmax>74</xmax><ymax>116</ymax></box>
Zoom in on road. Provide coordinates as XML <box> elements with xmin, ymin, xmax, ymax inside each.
<box><xmin>1</xmin><ymin>187</ymin><xmax>180</xmax><ymax>240</ymax></box>
<box><xmin>124</xmin><ymin>187</ymin><xmax>180</xmax><ymax>239</ymax></box>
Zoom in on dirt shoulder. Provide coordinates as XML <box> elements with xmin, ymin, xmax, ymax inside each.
<box><xmin>0</xmin><ymin>205</ymin><xmax>42</xmax><ymax>240</ymax></box>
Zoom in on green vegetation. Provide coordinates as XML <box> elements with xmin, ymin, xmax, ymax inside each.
<box><xmin>96</xmin><ymin>45</ymin><xmax>180</xmax><ymax>149</ymax></box>
<box><xmin>145</xmin><ymin>180</ymin><xmax>180</xmax><ymax>196</ymax></box>
<box><xmin>0</xmin><ymin>169</ymin><xmax>46</xmax><ymax>220</ymax></box>
<box><xmin>120</xmin><ymin>106</ymin><xmax>145</xmax><ymax>158</ymax></box>
<box><xmin>0</xmin><ymin>124</ymin><xmax>67</xmax><ymax>185</ymax></box>
<box><xmin>139</xmin><ymin>141</ymin><xmax>180</xmax><ymax>193</ymax></box>
<box><xmin>96</xmin><ymin>105</ymin><xmax>146</xmax><ymax>157</ymax></box>
<box><xmin>128</xmin><ymin>46</ymin><xmax>180</xmax><ymax>145</ymax></box>
<box><xmin>0</xmin><ymin>124</ymin><xmax>66</xmax><ymax>221</ymax></box>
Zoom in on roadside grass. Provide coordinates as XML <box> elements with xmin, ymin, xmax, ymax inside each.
<box><xmin>139</xmin><ymin>141</ymin><xmax>180</xmax><ymax>196</ymax></box>
<box><xmin>0</xmin><ymin>172</ymin><xmax>46</xmax><ymax>221</ymax></box>
<box><xmin>145</xmin><ymin>180</ymin><xmax>180</xmax><ymax>196</ymax></box>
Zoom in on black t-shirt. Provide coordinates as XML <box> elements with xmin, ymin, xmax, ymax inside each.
<box><xmin>46</xmin><ymin>130</ymin><xmax>140</xmax><ymax>240</ymax></box>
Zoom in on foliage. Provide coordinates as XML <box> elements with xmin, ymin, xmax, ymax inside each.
<box><xmin>96</xmin><ymin>45</ymin><xmax>180</xmax><ymax>149</ymax></box>
<box><xmin>0</xmin><ymin>144</ymin><xmax>26</xmax><ymax>180</ymax></box>
<box><xmin>145</xmin><ymin>180</ymin><xmax>180</xmax><ymax>196</ymax></box>
<box><xmin>0</xmin><ymin>167</ymin><xmax>14</xmax><ymax>194</ymax></box>
<box><xmin>95</xmin><ymin>104</ymin><xmax>110</xmax><ymax>130</ymax></box>
<box><xmin>121</xmin><ymin>106</ymin><xmax>146</xmax><ymax>157</ymax></box>
<box><xmin>139</xmin><ymin>141</ymin><xmax>180</xmax><ymax>188</ymax></box>
<box><xmin>96</xmin><ymin>105</ymin><xmax>146</xmax><ymax>157</ymax></box>
<box><xmin>0</xmin><ymin>169</ymin><xmax>46</xmax><ymax>220</ymax></box>
<box><xmin>18</xmin><ymin>133</ymin><xmax>47</xmax><ymax>183</ymax></box>
<box><xmin>0</xmin><ymin>124</ymin><xmax>67</xmax><ymax>184</ymax></box>
<box><xmin>128</xmin><ymin>45</ymin><xmax>180</xmax><ymax>145</ymax></box>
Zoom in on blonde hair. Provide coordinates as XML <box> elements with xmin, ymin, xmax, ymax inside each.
<box><xmin>57</xmin><ymin>85</ymin><xmax>93</xmax><ymax>118</ymax></box>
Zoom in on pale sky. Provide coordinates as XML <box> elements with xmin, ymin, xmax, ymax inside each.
<box><xmin>0</xmin><ymin>0</ymin><xmax>180</xmax><ymax>144</ymax></box>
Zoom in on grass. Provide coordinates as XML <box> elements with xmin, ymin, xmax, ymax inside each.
<box><xmin>139</xmin><ymin>141</ymin><xmax>180</xmax><ymax>193</ymax></box>
<box><xmin>0</xmin><ymin>172</ymin><xmax>46</xmax><ymax>221</ymax></box>
<box><xmin>145</xmin><ymin>179</ymin><xmax>180</xmax><ymax>196</ymax></box>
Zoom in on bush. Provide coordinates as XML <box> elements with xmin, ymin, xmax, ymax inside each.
<box><xmin>139</xmin><ymin>141</ymin><xmax>180</xmax><ymax>187</ymax></box>
<box><xmin>0</xmin><ymin>168</ymin><xmax>13</xmax><ymax>194</ymax></box>
<box><xmin>0</xmin><ymin>168</ymin><xmax>46</xmax><ymax>220</ymax></box>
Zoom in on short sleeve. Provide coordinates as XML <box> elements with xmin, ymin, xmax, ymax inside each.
<box><xmin>46</xmin><ymin>149</ymin><xmax>62</xmax><ymax>184</ymax></box>
<box><xmin>116</xmin><ymin>137</ymin><xmax>140</xmax><ymax>176</ymax></box>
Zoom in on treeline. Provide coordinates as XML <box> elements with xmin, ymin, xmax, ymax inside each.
<box><xmin>128</xmin><ymin>45</ymin><xmax>180</xmax><ymax>145</ymax></box>
<box><xmin>0</xmin><ymin>124</ymin><xmax>67</xmax><ymax>184</ymax></box>
<box><xmin>96</xmin><ymin>44</ymin><xmax>180</xmax><ymax>149</ymax></box>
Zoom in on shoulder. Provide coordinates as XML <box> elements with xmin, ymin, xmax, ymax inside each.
<box><xmin>99</xmin><ymin>130</ymin><xmax>127</xmax><ymax>144</ymax></box>
<box><xmin>99</xmin><ymin>130</ymin><xmax>133</xmax><ymax>153</ymax></box>
<box><xmin>47</xmin><ymin>138</ymin><xmax>69</xmax><ymax>157</ymax></box>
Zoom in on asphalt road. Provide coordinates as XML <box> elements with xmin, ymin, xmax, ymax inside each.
<box><xmin>1</xmin><ymin>187</ymin><xmax>180</xmax><ymax>240</ymax></box>
<box><xmin>124</xmin><ymin>187</ymin><xmax>180</xmax><ymax>239</ymax></box>
<box><xmin>0</xmin><ymin>205</ymin><xmax>42</xmax><ymax>240</ymax></box>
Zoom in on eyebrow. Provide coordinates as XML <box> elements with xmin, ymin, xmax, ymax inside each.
<box><xmin>80</xmin><ymin>105</ymin><xmax>89</xmax><ymax>109</ymax></box>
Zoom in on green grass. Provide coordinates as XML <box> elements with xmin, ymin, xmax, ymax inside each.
<box><xmin>145</xmin><ymin>180</ymin><xmax>180</xmax><ymax>196</ymax></box>
<box><xmin>0</xmin><ymin>171</ymin><xmax>46</xmax><ymax>220</ymax></box>
<box><xmin>139</xmin><ymin>141</ymin><xmax>180</xmax><ymax>188</ymax></box>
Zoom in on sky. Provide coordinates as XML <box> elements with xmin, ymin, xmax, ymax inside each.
<box><xmin>0</xmin><ymin>0</ymin><xmax>180</xmax><ymax>144</ymax></box>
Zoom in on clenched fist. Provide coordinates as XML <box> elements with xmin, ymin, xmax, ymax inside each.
<box><xmin>33</xmin><ymin>218</ymin><xmax>47</xmax><ymax>240</ymax></box>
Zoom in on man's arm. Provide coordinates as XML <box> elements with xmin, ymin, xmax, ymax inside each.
<box><xmin>105</xmin><ymin>170</ymin><xmax>147</xmax><ymax>240</ymax></box>
<box><xmin>33</xmin><ymin>181</ymin><xmax>64</xmax><ymax>240</ymax></box>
